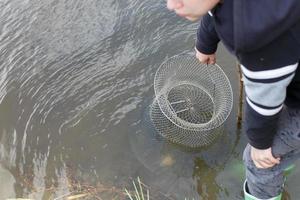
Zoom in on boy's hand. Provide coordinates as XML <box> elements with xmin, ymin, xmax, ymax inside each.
<box><xmin>250</xmin><ymin>146</ymin><xmax>280</xmax><ymax>169</ymax></box>
<box><xmin>195</xmin><ymin>48</ymin><xmax>216</xmax><ymax>64</ymax></box>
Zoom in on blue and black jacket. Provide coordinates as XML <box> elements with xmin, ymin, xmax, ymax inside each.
<box><xmin>196</xmin><ymin>0</ymin><xmax>300</xmax><ymax>149</ymax></box>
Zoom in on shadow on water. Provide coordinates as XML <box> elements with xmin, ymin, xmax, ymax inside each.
<box><xmin>128</xmin><ymin>86</ymin><xmax>241</xmax><ymax>200</ymax></box>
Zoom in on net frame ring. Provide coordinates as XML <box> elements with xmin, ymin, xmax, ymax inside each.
<box><xmin>153</xmin><ymin>54</ymin><xmax>233</xmax><ymax>133</ymax></box>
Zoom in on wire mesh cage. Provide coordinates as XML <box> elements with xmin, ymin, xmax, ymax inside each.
<box><xmin>150</xmin><ymin>54</ymin><xmax>233</xmax><ymax>147</ymax></box>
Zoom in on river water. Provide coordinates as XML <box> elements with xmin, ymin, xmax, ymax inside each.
<box><xmin>0</xmin><ymin>0</ymin><xmax>299</xmax><ymax>199</ymax></box>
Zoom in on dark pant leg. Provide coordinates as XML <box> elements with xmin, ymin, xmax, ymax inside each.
<box><xmin>243</xmin><ymin>107</ymin><xmax>300</xmax><ymax>199</ymax></box>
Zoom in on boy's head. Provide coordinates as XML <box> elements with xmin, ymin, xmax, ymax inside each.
<box><xmin>167</xmin><ymin>0</ymin><xmax>220</xmax><ymax>21</ymax></box>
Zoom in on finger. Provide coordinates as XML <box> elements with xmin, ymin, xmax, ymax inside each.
<box><xmin>260</xmin><ymin>157</ymin><xmax>275</xmax><ymax>166</ymax></box>
<box><xmin>208</xmin><ymin>58</ymin><xmax>216</xmax><ymax>65</ymax></box>
<box><xmin>256</xmin><ymin>160</ymin><xmax>275</xmax><ymax>169</ymax></box>
<box><xmin>262</xmin><ymin>162</ymin><xmax>276</xmax><ymax>169</ymax></box>
<box><xmin>254</xmin><ymin>161</ymin><xmax>270</xmax><ymax>169</ymax></box>
<box><xmin>197</xmin><ymin>58</ymin><xmax>207</xmax><ymax>64</ymax></box>
<box><xmin>268</xmin><ymin>156</ymin><xmax>281</xmax><ymax>164</ymax></box>
<box><xmin>195</xmin><ymin>51</ymin><xmax>201</xmax><ymax>58</ymax></box>
<box><xmin>253</xmin><ymin>158</ymin><xmax>271</xmax><ymax>168</ymax></box>
<box><xmin>197</xmin><ymin>57</ymin><xmax>209</xmax><ymax>64</ymax></box>
<box><xmin>268</xmin><ymin>147</ymin><xmax>281</xmax><ymax>163</ymax></box>
<box><xmin>261</xmin><ymin>160</ymin><xmax>276</xmax><ymax>168</ymax></box>
<box><xmin>266</xmin><ymin>158</ymin><xmax>280</xmax><ymax>165</ymax></box>
<box><xmin>253</xmin><ymin>160</ymin><xmax>264</xmax><ymax>168</ymax></box>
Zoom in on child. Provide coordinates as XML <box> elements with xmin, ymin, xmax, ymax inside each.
<box><xmin>167</xmin><ymin>0</ymin><xmax>300</xmax><ymax>199</ymax></box>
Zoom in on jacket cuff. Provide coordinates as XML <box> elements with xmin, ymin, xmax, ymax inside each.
<box><xmin>244</xmin><ymin>101</ymin><xmax>279</xmax><ymax>150</ymax></box>
<box><xmin>195</xmin><ymin>41</ymin><xmax>218</xmax><ymax>55</ymax></box>
<box><xmin>248</xmin><ymin>137</ymin><xmax>273</xmax><ymax>150</ymax></box>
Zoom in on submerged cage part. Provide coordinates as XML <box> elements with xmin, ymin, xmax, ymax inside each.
<box><xmin>150</xmin><ymin>54</ymin><xmax>233</xmax><ymax>147</ymax></box>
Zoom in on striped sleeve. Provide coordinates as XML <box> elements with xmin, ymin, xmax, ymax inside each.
<box><xmin>242</xmin><ymin>63</ymin><xmax>298</xmax><ymax>149</ymax></box>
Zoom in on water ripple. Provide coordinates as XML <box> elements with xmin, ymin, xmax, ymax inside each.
<box><xmin>0</xmin><ymin>0</ymin><xmax>239</xmax><ymax>198</ymax></box>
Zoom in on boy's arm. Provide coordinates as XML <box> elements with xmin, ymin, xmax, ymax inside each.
<box><xmin>196</xmin><ymin>13</ymin><xmax>220</xmax><ymax>54</ymax></box>
<box><xmin>242</xmin><ymin>63</ymin><xmax>299</xmax><ymax>149</ymax></box>
<box><xmin>234</xmin><ymin>0</ymin><xmax>300</xmax><ymax>52</ymax></box>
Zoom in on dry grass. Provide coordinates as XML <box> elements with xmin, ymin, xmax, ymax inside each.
<box><xmin>4</xmin><ymin>163</ymin><xmax>195</xmax><ymax>200</ymax></box>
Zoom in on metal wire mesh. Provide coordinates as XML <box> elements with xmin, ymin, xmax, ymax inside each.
<box><xmin>150</xmin><ymin>54</ymin><xmax>233</xmax><ymax>147</ymax></box>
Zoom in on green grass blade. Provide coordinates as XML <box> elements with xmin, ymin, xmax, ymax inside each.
<box><xmin>133</xmin><ymin>180</ymin><xmax>141</xmax><ymax>200</ymax></box>
<box><xmin>137</xmin><ymin>177</ymin><xmax>145</xmax><ymax>200</ymax></box>
<box><xmin>125</xmin><ymin>189</ymin><xmax>134</xmax><ymax>200</ymax></box>
<box><xmin>147</xmin><ymin>189</ymin><xmax>149</xmax><ymax>200</ymax></box>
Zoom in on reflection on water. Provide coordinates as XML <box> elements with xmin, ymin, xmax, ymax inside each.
<box><xmin>1</xmin><ymin>0</ymin><xmax>297</xmax><ymax>199</ymax></box>
<box><xmin>193</xmin><ymin>158</ymin><xmax>221</xmax><ymax>200</ymax></box>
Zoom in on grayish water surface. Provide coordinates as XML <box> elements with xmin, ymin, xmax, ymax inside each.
<box><xmin>0</xmin><ymin>0</ymin><xmax>299</xmax><ymax>199</ymax></box>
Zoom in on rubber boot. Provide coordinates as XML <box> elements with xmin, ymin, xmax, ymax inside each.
<box><xmin>283</xmin><ymin>164</ymin><xmax>295</xmax><ymax>177</ymax></box>
<box><xmin>243</xmin><ymin>181</ymin><xmax>282</xmax><ymax>200</ymax></box>
<box><xmin>243</xmin><ymin>163</ymin><xmax>295</xmax><ymax>200</ymax></box>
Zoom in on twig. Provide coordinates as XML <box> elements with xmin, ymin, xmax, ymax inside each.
<box><xmin>236</xmin><ymin>62</ymin><xmax>244</xmax><ymax>129</ymax></box>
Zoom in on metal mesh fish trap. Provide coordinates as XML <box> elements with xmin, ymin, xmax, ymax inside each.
<box><xmin>150</xmin><ymin>54</ymin><xmax>233</xmax><ymax>147</ymax></box>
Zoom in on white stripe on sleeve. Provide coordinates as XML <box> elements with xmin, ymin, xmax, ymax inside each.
<box><xmin>241</xmin><ymin>63</ymin><xmax>298</xmax><ymax>79</ymax></box>
<box><xmin>246</xmin><ymin>97</ymin><xmax>283</xmax><ymax>116</ymax></box>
